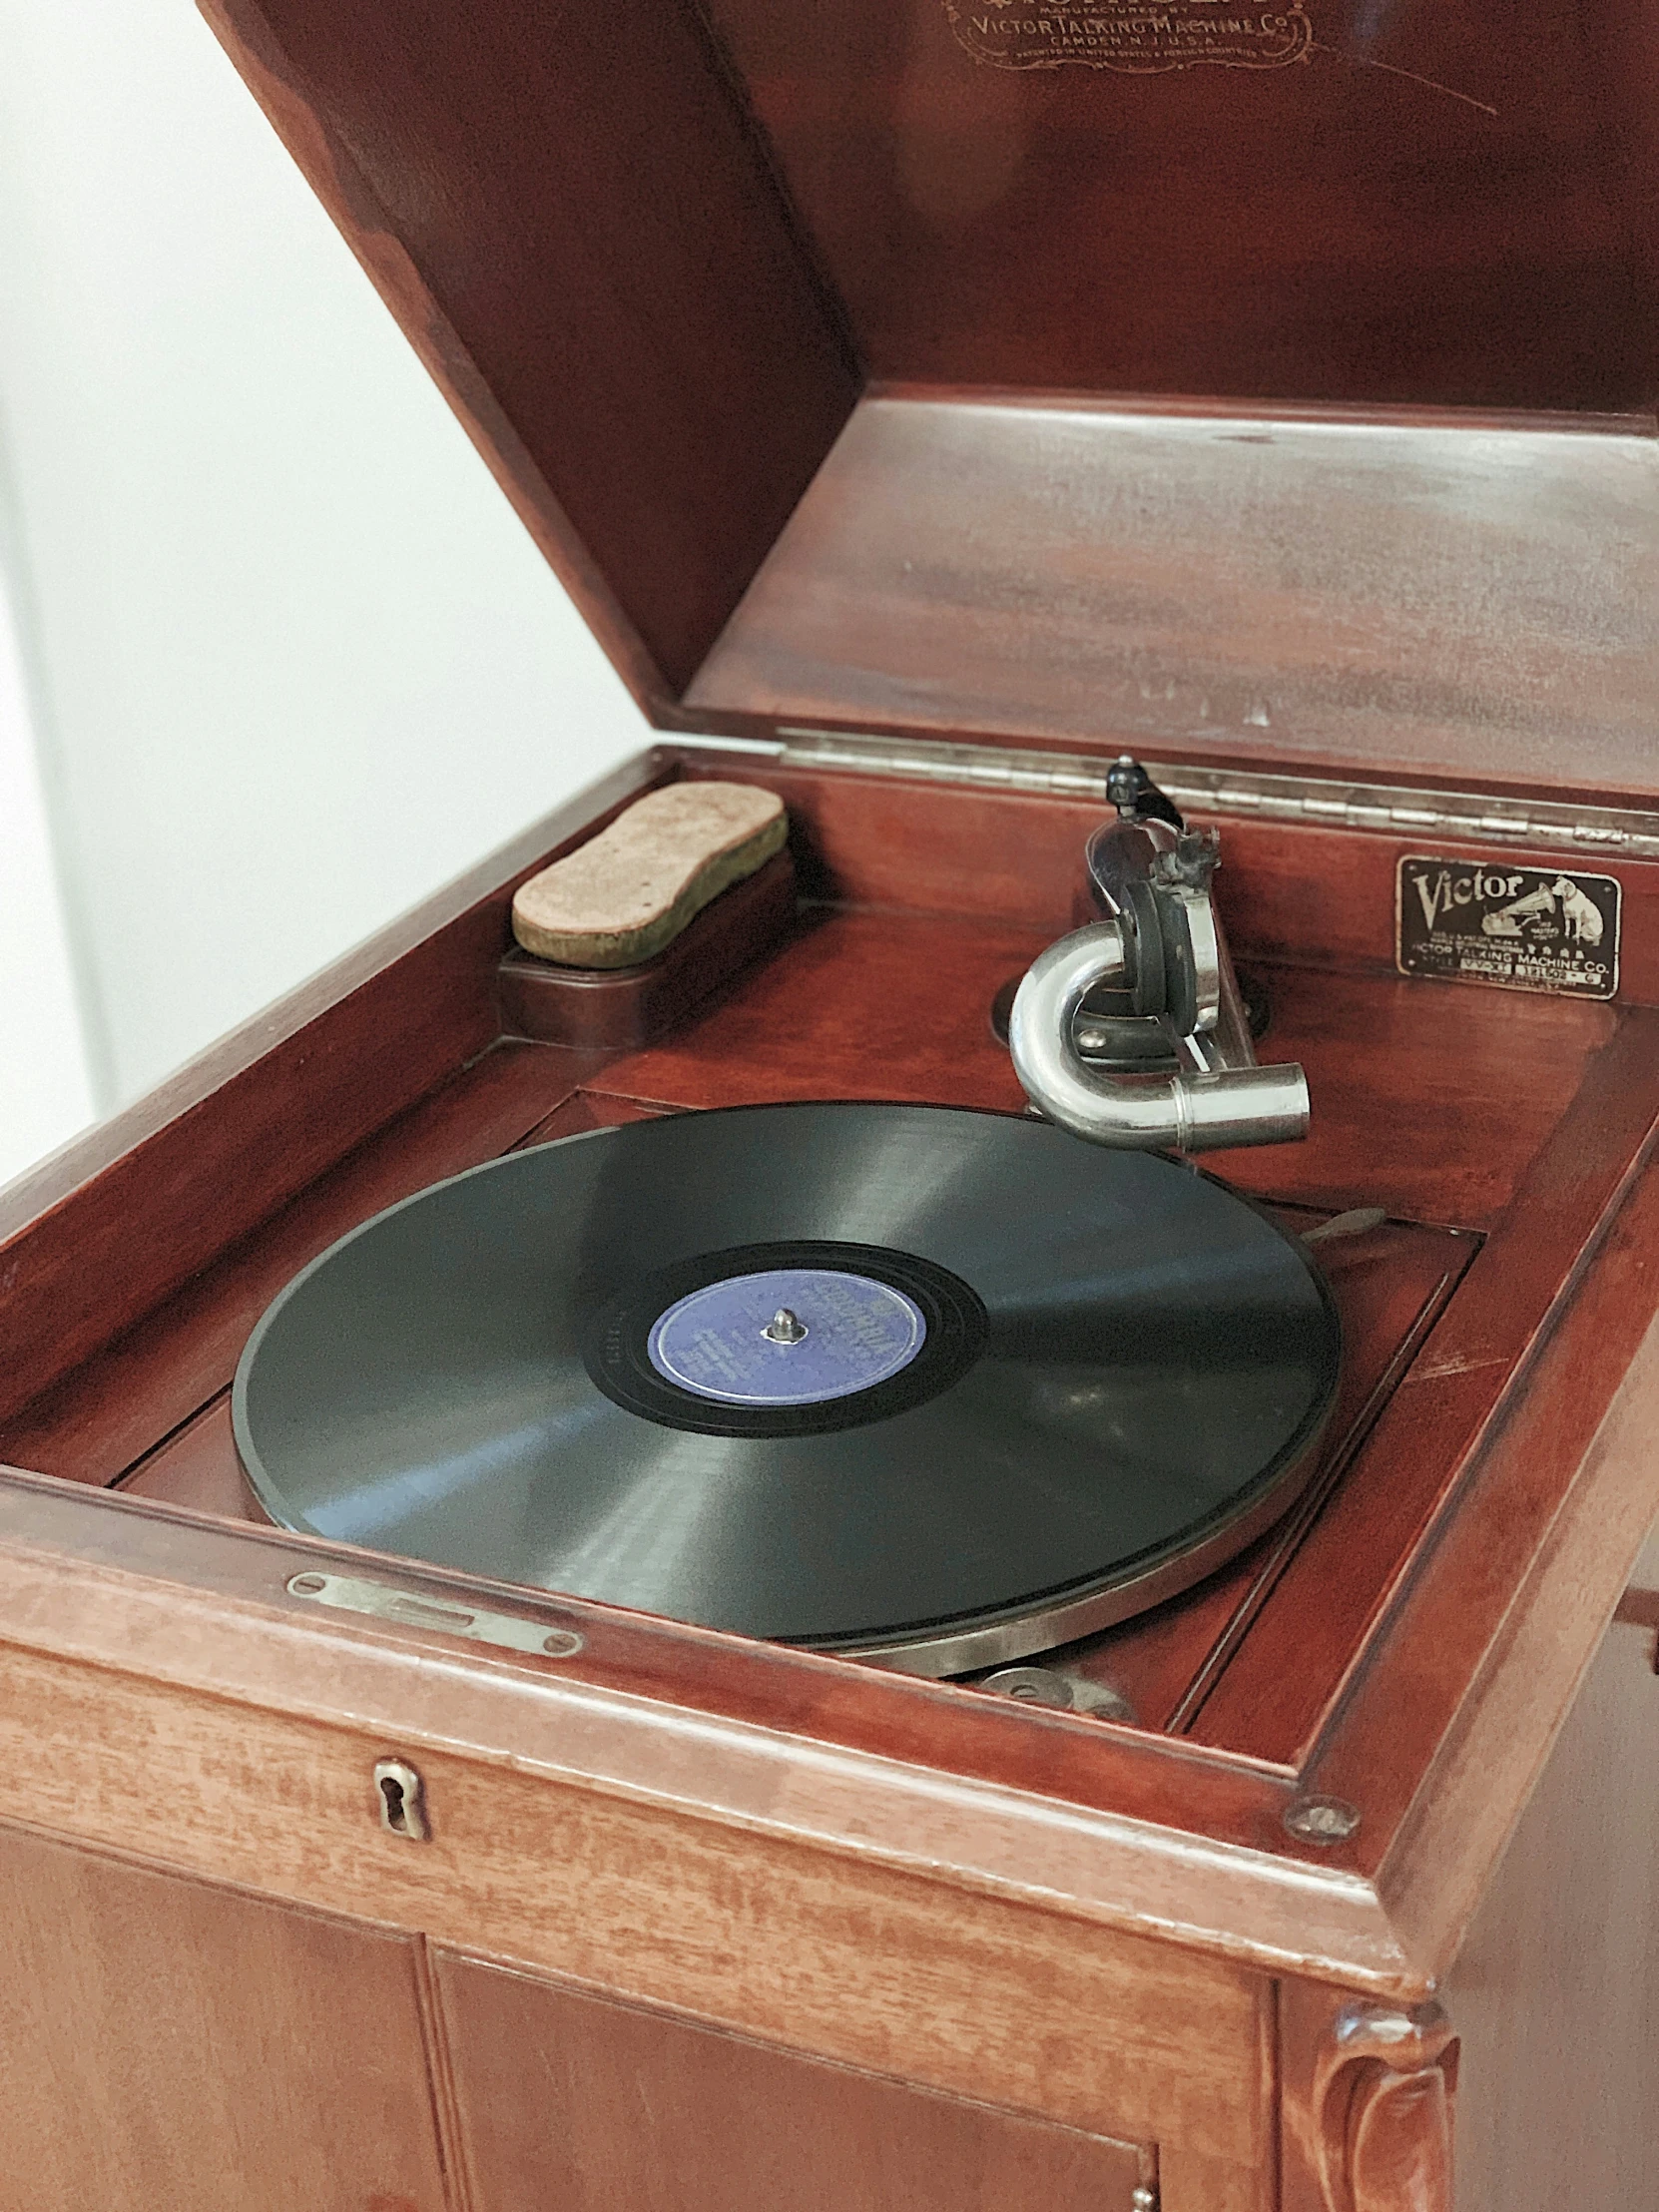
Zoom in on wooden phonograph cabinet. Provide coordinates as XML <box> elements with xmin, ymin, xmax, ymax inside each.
<box><xmin>4</xmin><ymin>5</ymin><xmax>1659</xmax><ymax>2208</ymax></box>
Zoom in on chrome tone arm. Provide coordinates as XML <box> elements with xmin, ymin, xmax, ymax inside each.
<box><xmin>1008</xmin><ymin>924</ymin><xmax>1310</xmax><ymax>1154</ymax></box>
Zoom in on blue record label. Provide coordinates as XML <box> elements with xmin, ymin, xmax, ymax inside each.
<box><xmin>647</xmin><ymin>1268</ymin><xmax>926</xmax><ymax>1407</ymax></box>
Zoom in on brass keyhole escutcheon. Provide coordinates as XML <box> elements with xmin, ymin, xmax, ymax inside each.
<box><xmin>372</xmin><ymin>1758</ymin><xmax>428</xmax><ymax>1842</ymax></box>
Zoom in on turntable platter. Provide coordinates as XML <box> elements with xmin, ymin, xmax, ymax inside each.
<box><xmin>234</xmin><ymin>1103</ymin><xmax>1341</xmax><ymax>1675</ymax></box>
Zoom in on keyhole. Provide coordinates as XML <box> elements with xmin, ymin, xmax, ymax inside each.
<box><xmin>372</xmin><ymin>1758</ymin><xmax>428</xmax><ymax>1841</ymax></box>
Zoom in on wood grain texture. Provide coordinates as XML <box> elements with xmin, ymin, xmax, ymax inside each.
<box><xmin>1210</xmin><ymin>821</ymin><xmax>1659</xmax><ymax>1009</ymax></box>
<box><xmin>1444</xmin><ymin>1617</ymin><xmax>1659</xmax><ymax>2212</ymax></box>
<box><xmin>198</xmin><ymin>0</ymin><xmax>858</xmax><ymax>702</ymax></box>
<box><xmin>1300</xmin><ymin>1136</ymin><xmax>1659</xmax><ymax>1968</ymax></box>
<box><xmin>20</xmin><ymin>0</ymin><xmax>1659</xmax><ymax>2169</ymax></box>
<box><xmin>1281</xmin><ymin>1983</ymin><xmax>1459</xmax><ymax>2212</ymax></box>
<box><xmin>0</xmin><ymin>884</ymin><xmax>503</xmax><ymax>1426</ymax></box>
<box><xmin>1311</xmin><ymin>2003</ymin><xmax>1456</xmax><ymax>2212</ymax></box>
<box><xmin>435</xmin><ymin>1954</ymin><xmax>1152</xmax><ymax>2212</ymax></box>
<box><xmin>1159</xmin><ymin>2144</ymin><xmax>1273</xmax><ymax>2212</ymax></box>
<box><xmin>1197</xmin><ymin>965</ymin><xmax>1619</xmax><ymax>1229</ymax></box>
<box><xmin>700</xmin><ymin>1</ymin><xmax>1657</xmax><ymax>412</ymax></box>
<box><xmin>0</xmin><ymin>1469</ymin><xmax>1408</xmax><ymax>1992</ymax></box>
<box><xmin>679</xmin><ymin>749</ymin><xmax>1659</xmax><ymax>1004</ymax></box>
<box><xmin>120</xmin><ymin>1395</ymin><xmax>263</xmax><ymax>1521</ymax></box>
<box><xmin>0</xmin><ymin>1575</ymin><xmax>1278</xmax><ymax>2164</ymax></box>
<box><xmin>589</xmin><ymin>904</ymin><xmax>1039</xmax><ymax>1115</ymax></box>
<box><xmin>0</xmin><ymin>758</ymin><xmax>664</xmax><ymax>1433</ymax></box>
<box><xmin>1068</xmin><ymin>1213</ymin><xmax>1474</xmax><ymax>1736</ymax></box>
<box><xmin>688</xmin><ymin>396</ymin><xmax>1659</xmax><ymax>807</ymax></box>
<box><xmin>1190</xmin><ymin>1005</ymin><xmax>1659</xmax><ymax>1763</ymax></box>
<box><xmin>6</xmin><ymin>756</ymin><xmax>1654</xmax><ymax>1957</ymax></box>
<box><xmin>7</xmin><ymin>746</ymin><xmax>1643</xmax><ymax>1489</ymax></box>
<box><xmin>0</xmin><ymin>1041</ymin><xmax>602</xmax><ymax>1487</ymax></box>
<box><xmin>0</xmin><ymin>1822</ymin><xmax>450</xmax><ymax>2212</ymax></box>
<box><xmin>588</xmin><ymin>908</ymin><xmax>1626</xmax><ymax>1231</ymax></box>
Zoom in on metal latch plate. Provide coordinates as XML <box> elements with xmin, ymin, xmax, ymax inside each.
<box><xmin>285</xmin><ymin>1570</ymin><xmax>584</xmax><ymax>1658</ymax></box>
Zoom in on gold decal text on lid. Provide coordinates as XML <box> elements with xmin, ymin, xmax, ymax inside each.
<box><xmin>943</xmin><ymin>0</ymin><xmax>1314</xmax><ymax>72</ymax></box>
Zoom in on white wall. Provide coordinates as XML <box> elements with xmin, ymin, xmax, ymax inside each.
<box><xmin>0</xmin><ymin>0</ymin><xmax>650</xmax><ymax>1176</ymax></box>
<box><xmin>0</xmin><ymin>578</ymin><xmax>97</xmax><ymax>1188</ymax></box>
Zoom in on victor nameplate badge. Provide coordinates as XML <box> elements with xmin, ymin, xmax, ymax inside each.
<box><xmin>1395</xmin><ymin>855</ymin><xmax>1620</xmax><ymax>1000</ymax></box>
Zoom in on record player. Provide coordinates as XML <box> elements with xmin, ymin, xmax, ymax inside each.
<box><xmin>2</xmin><ymin>9</ymin><xmax>1658</xmax><ymax>2211</ymax></box>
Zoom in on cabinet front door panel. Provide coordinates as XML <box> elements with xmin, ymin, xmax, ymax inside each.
<box><xmin>0</xmin><ymin>1823</ymin><xmax>450</xmax><ymax>2212</ymax></box>
<box><xmin>435</xmin><ymin>1950</ymin><xmax>1151</xmax><ymax>2212</ymax></box>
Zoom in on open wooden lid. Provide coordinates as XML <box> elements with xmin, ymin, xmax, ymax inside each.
<box><xmin>203</xmin><ymin>0</ymin><xmax>1659</xmax><ymax>806</ymax></box>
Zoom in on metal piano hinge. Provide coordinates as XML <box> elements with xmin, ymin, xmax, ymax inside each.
<box><xmin>771</xmin><ymin>731</ymin><xmax>1659</xmax><ymax>856</ymax></box>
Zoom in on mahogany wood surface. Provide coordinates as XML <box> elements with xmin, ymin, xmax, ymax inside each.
<box><xmin>0</xmin><ymin>764</ymin><xmax>667</xmax><ymax>1435</ymax></box>
<box><xmin>498</xmin><ymin>850</ymin><xmax>799</xmax><ymax>1049</ymax></box>
<box><xmin>58</xmin><ymin>1</ymin><xmax>1659</xmax><ymax>2182</ymax></box>
<box><xmin>60</xmin><ymin>863</ymin><xmax>1607</xmax><ymax>1796</ymax></box>
<box><xmin>2</xmin><ymin>748</ymin><xmax>1657</xmax><ymax>2002</ymax></box>
<box><xmin>1443</xmin><ymin>1616</ymin><xmax>1659</xmax><ymax>2211</ymax></box>
<box><xmin>434</xmin><ymin>1954</ymin><xmax>1153</xmax><ymax>2212</ymax></box>
<box><xmin>23</xmin><ymin>744</ymin><xmax>1631</xmax><ymax>1491</ymax></box>
<box><xmin>687</xmin><ymin>395</ymin><xmax>1659</xmax><ymax>806</ymax></box>
<box><xmin>1070</xmin><ymin>1214</ymin><xmax>1474</xmax><ymax>1734</ymax></box>
<box><xmin>698</xmin><ymin>0</ymin><xmax>1658</xmax><ymax>413</ymax></box>
<box><xmin>198</xmin><ymin>0</ymin><xmax>858</xmax><ymax>705</ymax></box>
<box><xmin>678</xmin><ymin>750</ymin><xmax>1659</xmax><ymax>997</ymax></box>
<box><xmin>590</xmin><ymin>917</ymin><xmax>1625</xmax><ymax>1229</ymax></box>
<box><xmin>0</xmin><ymin>1467</ymin><xmax>1400</xmax><ymax>1988</ymax></box>
<box><xmin>121</xmin><ymin>1396</ymin><xmax>266</xmax><ymax>1522</ymax></box>
<box><xmin>1309</xmin><ymin>1141</ymin><xmax>1659</xmax><ymax>1921</ymax></box>
<box><xmin>0</xmin><ymin>1502</ymin><xmax>1279</xmax><ymax>2169</ymax></box>
<box><xmin>583</xmin><ymin>961</ymin><xmax>1659</xmax><ymax>1788</ymax></box>
<box><xmin>196</xmin><ymin>0</ymin><xmax>1659</xmax><ymax>813</ymax></box>
<box><xmin>1189</xmin><ymin>1001</ymin><xmax>1659</xmax><ymax>1765</ymax></box>
<box><xmin>1280</xmin><ymin>1983</ymin><xmax>1458</xmax><ymax>2212</ymax></box>
<box><xmin>1311</xmin><ymin>2003</ymin><xmax>1456</xmax><ymax>2212</ymax></box>
<box><xmin>0</xmin><ymin>1822</ymin><xmax>449</xmax><ymax>2212</ymax></box>
<box><xmin>0</xmin><ymin>877</ymin><xmax>499</xmax><ymax>1428</ymax></box>
<box><xmin>0</xmin><ymin>1040</ymin><xmax>607</xmax><ymax>1487</ymax></box>
<box><xmin>591</xmin><ymin>904</ymin><xmax>1041</xmax><ymax>1113</ymax></box>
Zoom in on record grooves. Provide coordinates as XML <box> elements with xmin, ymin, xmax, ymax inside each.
<box><xmin>234</xmin><ymin>1103</ymin><xmax>1342</xmax><ymax>1677</ymax></box>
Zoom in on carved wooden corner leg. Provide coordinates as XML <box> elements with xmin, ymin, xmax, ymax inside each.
<box><xmin>1311</xmin><ymin>2002</ymin><xmax>1459</xmax><ymax>2212</ymax></box>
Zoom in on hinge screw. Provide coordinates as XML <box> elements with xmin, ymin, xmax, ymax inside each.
<box><xmin>1285</xmin><ymin>1795</ymin><xmax>1361</xmax><ymax>1845</ymax></box>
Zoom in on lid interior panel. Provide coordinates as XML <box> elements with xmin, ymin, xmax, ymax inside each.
<box><xmin>699</xmin><ymin>0</ymin><xmax>1659</xmax><ymax>413</ymax></box>
<box><xmin>203</xmin><ymin>0</ymin><xmax>1659</xmax><ymax>796</ymax></box>
<box><xmin>688</xmin><ymin>393</ymin><xmax>1659</xmax><ymax>803</ymax></box>
<box><xmin>207</xmin><ymin>0</ymin><xmax>860</xmax><ymax>700</ymax></box>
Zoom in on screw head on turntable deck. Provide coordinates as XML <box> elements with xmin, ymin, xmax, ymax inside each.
<box><xmin>233</xmin><ymin>1103</ymin><xmax>1341</xmax><ymax>1677</ymax></box>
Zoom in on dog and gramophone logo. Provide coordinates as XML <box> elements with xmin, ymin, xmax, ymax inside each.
<box><xmin>1395</xmin><ymin>855</ymin><xmax>1620</xmax><ymax>1001</ymax></box>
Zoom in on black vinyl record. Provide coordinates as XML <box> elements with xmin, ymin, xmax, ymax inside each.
<box><xmin>234</xmin><ymin>1103</ymin><xmax>1341</xmax><ymax>1675</ymax></box>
